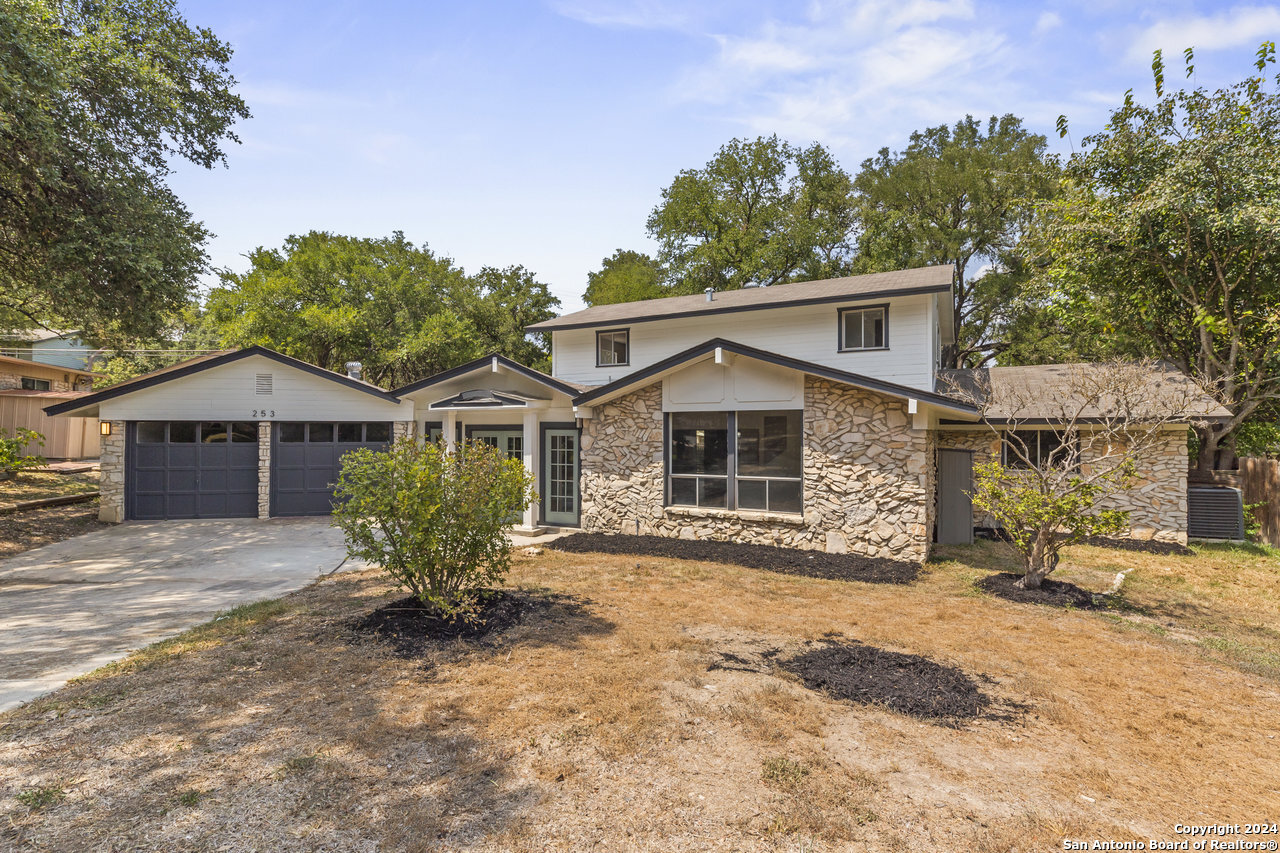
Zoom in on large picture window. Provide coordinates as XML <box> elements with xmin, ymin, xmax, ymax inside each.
<box><xmin>596</xmin><ymin>328</ymin><xmax>630</xmax><ymax>366</ymax></box>
<box><xmin>838</xmin><ymin>305</ymin><xmax>887</xmax><ymax>351</ymax></box>
<box><xmin>667</xmin><ymin>410</ymin><xmax>802</xmax><ymax>513</ymax></box>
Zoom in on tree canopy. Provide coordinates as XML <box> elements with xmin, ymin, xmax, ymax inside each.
<box><xmin>852</xmin><ymin>115</ymin><xmax>1060</xmax><ymax>368</ymax></box>
<box><xmin>0</xmin><ymin>0</ymin><xmax>249</xmax><ymax>343</ymax></box>
<box><xmin>582</xmin><ymin>249</ymin><xmax>669</xmax><ymax>306</ymax></box>
<box><xmin>1038</xmin><ymin>45</ymin><xmax>1280</xmax><ymax>470</ymax></box>
<box><xmin>202</xmin><ymin>231</ymin><xmax>559</xmax><ymax>387</ymax></box>
<box><xmin>644</xmin><ymin>135</ymin><xmax>857</xmax><ymax>294</ymax></box>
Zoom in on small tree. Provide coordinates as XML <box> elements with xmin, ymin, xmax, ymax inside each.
<box><xmin>332</xmin><ymin>438</ymin><xmax>535</xmax><ymax>620</ymax></box>
<box><xmin>0</xmin><ymin>428</ymin><xmax>45</xmax><ymax>476</ymax></box>
<box><xmin>947</xmin><ymin>361</ymin><xmax>1209</xmax><ymax>588</ymax></box>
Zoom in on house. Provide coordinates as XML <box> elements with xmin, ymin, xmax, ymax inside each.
<box><xmin>0</xmin><ymin>355</ymin><xmax>101</xmax><ymax>460</ymax></box>
<box><xmin>0</xmin><ymin>329</ymin><xmax>97</xmax><ymax>372</ymax></box>
<box><xmin>45</xmin><ymin>265</ymin><xmax>1227</xmax><ymax>558</ymax></box>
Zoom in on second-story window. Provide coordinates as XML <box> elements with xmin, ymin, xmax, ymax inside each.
<box><xmin>838</xmin><ymin>306</ymin><xmax>887</xmax><ymax>351</ymax></box>
<box><xmin>596</xmin><ymin>328</ymin><xmax>629</xmax><ymax>366</ymax></box>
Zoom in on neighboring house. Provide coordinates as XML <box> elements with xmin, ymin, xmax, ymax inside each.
<box><xmin>45</xmin><ymin>265</ymin><xmax>1227</xmax><ymax>557</ymax></box>
<box><xmin>0</xmin><ymin>355</ymin><xmax>102</xmax><ymax>459</ymax></box>
<box><xmin>0</xmin><ymin>329</ymin><xmax>97</xmax><ymax>371</ymax></box>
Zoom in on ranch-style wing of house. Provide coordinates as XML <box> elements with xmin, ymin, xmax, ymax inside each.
<box><xmin>45</xmin><ymin>265</ymin><xmax>1228</xmax><ymax>559</ymax></box>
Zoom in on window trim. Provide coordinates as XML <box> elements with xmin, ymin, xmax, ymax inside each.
<box><xmin>837</xmin><ymin>304</ymin><xmax>890</xmax><ymax>352</ymax></box>
<box><xmin>1001</xmin><ymin>428</ymin><xmax>1077</xmax><ymax>470</ymax></box>
<box><xmin>595</xmin><ymin>327</ymin><xmax>631</xmax><ymax>367</ymax></box>
<box><xmin>665</xmin><ymin>410</ymin><xmax>803</xmax><ymax>515</ymax></box>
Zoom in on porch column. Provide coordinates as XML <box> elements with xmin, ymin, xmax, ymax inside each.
<box><xmin>522</xmin><ymin>410</ymin><xmax>538</xmax><ymax>530</ymax></box>
<box><xmin>443</xmin><ymin>410</ymin><xmax>457</xmax><ymax>453</ymax></box>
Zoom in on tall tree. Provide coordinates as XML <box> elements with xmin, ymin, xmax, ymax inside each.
<box><xmin>203</xmin><ymin>232</ymin><xmax>559</xmax><ymax>387</ymax></box>
<box><xmin>0</xmin><ymin>0</ymin><xmax>249</xmax><ymax>342</ymax></box>
<box><xmin>646</xmin><ymin>136</ymin><xmax>857</xmax><ymax>293</ymax></box>
<box><xmin>852</xmin><ymin>115</ymin><xmax>1060</xmax><ymax>368</ymax></box>
<box><xmin>1040</xmin><ymin>45</ymin><xmax>1280</xmax><ymax>471</ymax></box>
<box><xmin>582</xmin><ymin>250</ymin><xmax>669</xmax><ymax>306</ymax></box>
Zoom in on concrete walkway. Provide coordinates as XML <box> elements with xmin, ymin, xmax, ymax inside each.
<box><xmin>0</xmin><ymin>518</ymin><xmax>357</xmax><ymax>712</ymax></box>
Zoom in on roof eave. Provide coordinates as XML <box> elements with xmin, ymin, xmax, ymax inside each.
<box><xmin>392</xmin><ymin>354</ymin><xmax>579</xmax><ymax>399</ymax></box>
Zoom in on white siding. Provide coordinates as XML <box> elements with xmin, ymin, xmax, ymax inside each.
<box><xmin>552</xmin><ymin>294</ymin><xmax>935</xmax><ymax>391</ymax></box>
<box><xmin>97</xmin><ymin>355</ymin><xmax>406</xmax><ymax>422</ymax></box>
<box><xmin>662</xmin><ymin>357</ymin><xmax>804</xmax><ymax>412</ymax></box>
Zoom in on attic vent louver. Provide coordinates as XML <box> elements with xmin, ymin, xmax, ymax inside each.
<box><xmin>256</xmin><ymin>373</ymin><xmax>273</xmax><ymax>395</ymax></box>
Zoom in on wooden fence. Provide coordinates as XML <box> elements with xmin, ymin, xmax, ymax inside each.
<box><xmin>1240</xmin><ymin>457</ymin><xmax>1280</xmax><ymax>546</ymax></box>
<box><xmin>0</xmin><ymin>392</ymin><xmax>99</xmax><ymax>460</ymax></box>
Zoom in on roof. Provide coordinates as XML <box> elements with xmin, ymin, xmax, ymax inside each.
<box><xmin>392</xmin><ymin>353</ymin><xmax>585</xmax><ymax>398</ymax></box>
<box><xmin>0</xmin><ymin>328</ymin><xmax>79</xmax><ymax>343</ymax></box>
<box><xmin>43</xmin><ymin>346</ymin><xmax>401</xmax><ymax>417</ymax></box>
<box><xmin>0</xmin><ymin>353</ymin><xmax>99</xmax><ymax>377</ymax></box>
<box><xmin>937</xmin><ymin>363</ymin><xmax>1231</xmax><ymax>423</ymax></box>
<box><xmin>526</xmin><ymin>265</ymin><xmax>955</xmax><ymax>332</ymax></box>
<box><xmin>572</xmin><ymin>338</ymin><xmax>979</xmax><ymax>415</ymax></box>
<box><xmin>0</xmin><ymin>389</ymin><xmax>90</xmax><ymax>399</ymax></box>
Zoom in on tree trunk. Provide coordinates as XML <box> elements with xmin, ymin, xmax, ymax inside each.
<box><xmin>1018</xmin><ymin>529</ymin><xmax>1059</xmax><ymax>589</ymax></box>
<box><xmin>1193</xmin><ymin>425</ymin><xmax>1223</xmax><ymax>474</ymax></box>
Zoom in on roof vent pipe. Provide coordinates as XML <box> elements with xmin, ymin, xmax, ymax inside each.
<box><xmin>345</xmin><ymin>361</ymin><xmax>362</xmax><ymax>381</ymax></box>
<box><xmin>705</xmin><ymin>287</ymin><xmax>715</xmax><ymax>302</ymax></box>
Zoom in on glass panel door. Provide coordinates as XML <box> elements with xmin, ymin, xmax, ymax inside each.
<box><xmin>543</xmin><ymin>429</ymin><xmax>578</xmax><ymax>525</ymax></box>
<box><xmin>470</xmin><ymin>430</ymin><xmax>523</xmax><ymax>461</ymax></box>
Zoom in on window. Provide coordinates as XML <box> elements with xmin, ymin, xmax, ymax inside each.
<box><xmin>279</xmin><ymin>423</ymin><xmax>305</xmax><ymax>442</ymax></box>
<box><xmin>20</xmin><ymin>378</ymin><xmax>51</xmax><ymax>391</ymax></box>
<box><xmin>308</xmin><ymin>423</ymin><xmax>334</xmax><ymax>442</ymax></box>
<box><xmin>596</xmin><ymin>328</ymin><xmax>629</xmax><ymax>366</ymax></box>
<box><xmin>137</xmin><ymin>422</ymin><xmax>167</xmax><ymax>443</ymax></box>
<box><xmin>168</xmin><ymin>422</ymin><xmax>197</xmax><ymax>443</ymax></box>
<box><xmin>838</xmin><ymin>306</ymin><xmax>887</xmax><ymax>351</ymax></box>
<box><xmin>667</xmin><ymin>410</ymin><xmax>803</xmax><ymax>513</ymax></box>
<box><xmin>338</xmin><ymin>423</ymin><xmax>363</xmax><ymax>443</ymax></box>
<box><xmin>364</xmin><ymin>422</ymin><xmax>391</xmax><ymax>443</ymax></box>
<box><xmin>1002</xmin><ymin>430</ymin><xmax>1074</xmax><ymax>469</ymax></box>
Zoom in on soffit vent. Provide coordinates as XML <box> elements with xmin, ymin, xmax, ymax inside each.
<box><xmin>256</xmin><ymin>373</ymin><xmax>273</xmax><ymax>395</ymax></box>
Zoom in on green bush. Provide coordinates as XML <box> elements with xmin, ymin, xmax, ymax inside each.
<box><xmin>332</xmin><ymin>438</ymin><xmax>535</xmax><ymax>621</ymax></box>
<box><xmin>0</xmin><ymin>427</ymin><xmax>45</xmax><ymax>474</ymax></box>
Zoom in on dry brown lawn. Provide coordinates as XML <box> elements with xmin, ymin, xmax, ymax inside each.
<box><xmin>1</xmin><ymin>540</ymin><xmax>1277</xmax><ymax>851</ymax></box>
<box><xmin>0</xmin><ymin>470</ymin><xmax>99</xmax><ymax>507</ymax></box>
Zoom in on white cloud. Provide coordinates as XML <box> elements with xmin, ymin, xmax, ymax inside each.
<box><xmin>550</xmin><ymin>0</ymin><xmax>698</xmax><ymax>30</ymax></box>
<box><xmin>1034</xmin><ymin>11</ymin><xmax>1062</xmax><ymax>35</ymax></box>
<box><xmin>1128</xmin><ymin>5</ymin><xmax>1280</xmax><ymax>63</ymax></box>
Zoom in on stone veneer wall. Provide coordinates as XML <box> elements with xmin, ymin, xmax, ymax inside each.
<box><xmin>98</xmin><ymin>420</ymin><xmax>126</xmax><ymax>522</ymax></box>
<box><xmin>257</xmin><ymin>421</ymin><xmax>272</xmax><ymax>519</ymax></box>
<box><xmin>936</xmin><ymin>427</ymin><xmax>1189</xmax><ymax>543</ymax></box>
<box><xmin>579</xmin><ymin>378</ymin><xmax>934</xmax><ymax>561</ymax></box>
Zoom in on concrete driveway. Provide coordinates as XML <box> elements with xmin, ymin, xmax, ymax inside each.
<box><xmin>0</xmin><ymin>518</ymin><xmax>357</xmax><ymax>712</ymax></box>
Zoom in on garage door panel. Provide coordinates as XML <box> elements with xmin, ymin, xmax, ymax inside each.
<box><xmin>127</xmin><ymin>422</ymin><xmax>259</xmax><ymax>520</ymax></box>
<box><xmin>270</xmin><ymin>422</ymin><xmax>389</xmax><ymax>517</ymax></box>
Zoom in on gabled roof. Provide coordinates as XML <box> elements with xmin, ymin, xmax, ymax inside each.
<box><xmin>571</xmin><ymin>338</ymin><xmax>979</xmax><ymax>415</ymax></box>
<box><xmin>392</xmin><ymin>353</ymin><xmax>584</xmax><ymax>398</ymax></box>
<box><xmin>526</xmin><ymin>265</ymin><xmax>954</xmax><ymax>332</ymax></box>
<box><xmin>937</xmin><ymin>363</ymin><xmax>1231</xmax><ymax>423</ymax></box>
<box><xmin>0</xmin><ymin>352</ymin><xmax>99</xmax><ymax>377</ymax></box>
<box><xmin>43</xmin><ymin>346</ymin><xmax>401</xmax><ymax>417</ymax></box>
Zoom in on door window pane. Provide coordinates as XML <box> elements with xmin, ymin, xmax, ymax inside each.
<box><xmin>168</xmin><ymin>422</ymin><xmax>197</xmax><ymax>443</ymax></box>
<box><xmin>279</xmin><ymin>423</ymin><xmax>305</xmax><ymax>442</ymax></box>
<box><xmin>201</xmin><ymin>422</ymin><xmax>229</xmax><ymax>443</ymax></box>
<box><xmin>137</xmin><ymin>422</ymin><xmax>166</xmax><ymax>443</ymax></box>
<box><xmin>308</xmin><ymin>423</ymin><xmax>334</xmax><ymax>442</ymax></box>
<box><xmin>364</xmin><ymin>422</ymin><xmax>391</xmax><ymax>442</ymax></box>
<box><xmin>230</xmin><ymin>423</ymin><xmax>258</xmax><ymax>443</ymax></box>
<box><xmin>338</xmin><ymin>423</ymin><xmax>363</xmax><ymax>443</ymax></box>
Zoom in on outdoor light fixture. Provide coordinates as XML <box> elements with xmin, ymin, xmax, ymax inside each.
<box><xmin>100</xmin><ymin>422</ymin><xmax>112</xmax><ymax>436</ymax></box>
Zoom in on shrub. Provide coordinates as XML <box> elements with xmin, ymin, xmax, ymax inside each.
<box><xmin>332</xmin><ymin>438</ymin><xmax>535</xmax><ymax>621</ymax></box>
<box><xmin>0</xmin><ymin>427</ymin><xmax>45</xmax><ymax>474</ymax></box>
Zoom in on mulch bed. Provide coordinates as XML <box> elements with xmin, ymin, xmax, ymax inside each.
<box><xmin>550</xmin><ymin>533</ymin><xmax>921</xmax><ymax>584</ymax></box>
<box><xmin>1081</xmin><ymin>536</ymin><xmax>1193</xmax><ymax>556</ymax></box>
<box><xmin>778</xmin><ymin>639</ymin><xmax>991</xmax><ymax>724</ymax></box>
<box><xmin>349</xmin><ymin>590</ymin><xmax>599</xmax><ymax>659</ymax></box>
<box><xmin>0</xmin><ymin>501</ymin><xmax>108</xmax><ymax>560</ymax></box>
<box><xmin>975</xmin><ymin>572</ymin><xmax>1113</xmax><ymax>610</ymax></box>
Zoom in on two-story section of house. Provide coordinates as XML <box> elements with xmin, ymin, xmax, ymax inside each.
<box><xmin>524</xmin><ymin>265</ymin><xmax>973</xmax><ymax>561</ymax></box>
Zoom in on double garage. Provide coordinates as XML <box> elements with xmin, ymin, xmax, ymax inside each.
<box><xmin>126</xmin><ymin>420</ymin><xmax>393</xmax><ymax>519</ymax></box>
<box><xmin>44</xmin><ymin>348</ymin><xmax>410</xmax><ymax>522</ymax></box>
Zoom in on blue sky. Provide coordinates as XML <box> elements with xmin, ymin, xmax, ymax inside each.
<box><xmin>170</xmin><ymin>1</ymin><xmax>1280</xmax><ymax>313</ymax></box>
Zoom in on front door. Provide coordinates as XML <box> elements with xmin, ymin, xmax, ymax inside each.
<box><xmin>543</xmin><ymin>428</ymin><xmax>579</xmax><ymax>526</ymax></box>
